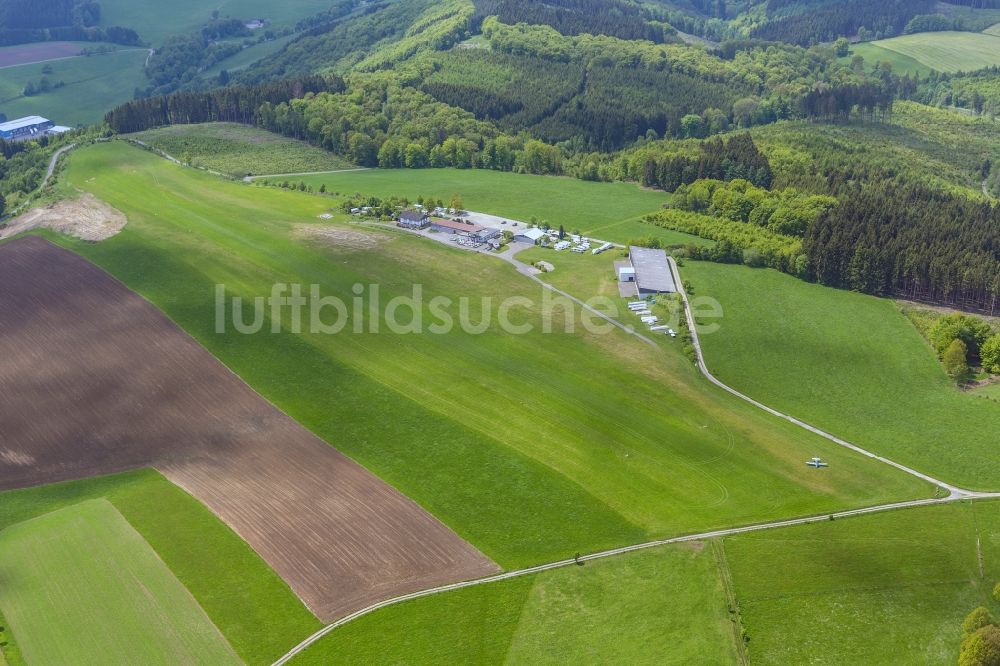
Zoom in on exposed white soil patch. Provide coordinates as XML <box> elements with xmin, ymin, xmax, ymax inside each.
<box><xmin>1</xmin><ymin>194</ymin><xmax>127</xmax><ymax>242</ymax></box>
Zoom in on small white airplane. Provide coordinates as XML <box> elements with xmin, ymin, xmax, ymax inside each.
<box><xmin>805</xmin><ymin>457</ymin><xmax>829</xmax><ymax>468</ymax></box>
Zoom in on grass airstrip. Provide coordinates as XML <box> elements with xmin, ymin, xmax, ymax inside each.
<box><xmin>56</xmin><ymin>142</ymin><xmax>929</xmax><ymax>568</ymax></box>
<box><xmin>293</xmin><ymin>167</ymin><xmax>678</xmax><ymax>244</ymax></box>
<box><xmin>0</xmin><ymin>140</ymin><xmax>993</xmax><ymax>664</ymax></box>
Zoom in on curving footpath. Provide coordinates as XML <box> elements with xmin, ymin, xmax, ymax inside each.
<box><xmin>270</xmin><ymin>249</ymin><xmax>1000</xmax><ymax>665</ymax></box>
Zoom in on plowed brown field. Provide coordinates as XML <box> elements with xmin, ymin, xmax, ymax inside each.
<box><xmin>0</xmin><ymin>236</ymin><xmax>498</xmax><ymax>621</ymax></box>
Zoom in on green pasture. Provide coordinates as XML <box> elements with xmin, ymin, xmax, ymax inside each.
<box><xmin>0</xmin><ymin>470</ymin><xmax>320</xmax><ymax>665</ymax></box>
<box><xmin>98</xmin><ymin>0</ymin><xmax>333</xmax><ymax>46</ymax></box>
<box><xmin>0</xmin><ymin>498</ymin><xmax>241</xmax><ymax>666</ymax></box>
<box><xmin>0</xmin><ymin>48</ymin><xmax>147</xmax><ymax>127</ymax></box>
<box><xmin>840</xmin><ymin>42</ymin><xmax>932</xmax><ymax>77</ymax></box>
<box><xmin>682</xmin><ymin>261</ymin><xmax>1000</xmax><ymax>489</ymax></box>
<box><xmin>132</xmin><ymin>123</ymin><xmax>354</xmax><ymax>177</ymax></box>
<box><xmin>293</xmin><ymin>167</ymin><xmax>671</xmax><ymax>243</ymax></box>
<box><xmin>725</xmin><ymin>500</ymin><xmax>1000</xmax><ymax>664</ymax></box>
<box><xmin>293</xmin><ymin>542</ymin><xmax>739</xmax><ymax>664</ymax></box>
<box><xmin>870</xmin><ymin>31</ymin><xmax>1000</xmax><ymax>73</ymax></box>
<box><xmin>50</xmin><ymin>143</ymin><xmax>928</xmax><ymax>573</ymax></box>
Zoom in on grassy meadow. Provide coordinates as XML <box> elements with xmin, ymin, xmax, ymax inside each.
<box><xmin>294</xmin><ymin>542</ymin><xmax>740</xmax><ymax>664</ymax></box>
<box><xmin>51</xmin><ymin>143</ymin><xmax>932</xmax><ymax>573</ymax></box>
<box><xmin>0</xmin><ymin>48</ymin><xmax>147</xmax><ymax>127</ymax></box>
<box><xmin>98</xmin><ymin>0</ymin><xmax>333</xmax><ymax>45</ymax></box>
<box><xmin>870</xmin><ymin>31</ymin><xmax>1000</xmax><ymax>73</ymax></box>
<box><xmin>132</xmin><ymin>123</ymin><xmax>354</xmax><ymax>176</ymax></box>
<box><xmin>0</xmin><ymin>499</ymin><xmax>241</xmax><ymax>665</ymax></box>
<box><xmin>682</xmin><ymin>261</ymin><xmax>1000</xmax><ymax>489</ymax></box>
<box><xmin>725</xmin><ymin>500</ymin><xmax>1000</xmax><ymax>665</ymax></box>
<box><xmin>0</xmin><ymin>470</ymin><xmax>320</xmax><ymax>665</ymax></box>
<box><xmin>840</xmin><ymin>42</ymin><xmax>932</xmax><ymax>77</ymax></box>
<box><xmin>293</xmin><ymin>167</ymin><xmax>672</xmax><ymax>243</ymax></box>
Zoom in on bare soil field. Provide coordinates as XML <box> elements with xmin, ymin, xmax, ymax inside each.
<box><xmin>1</xmin><ymin>194</ymin><xmax>127</xmax><ymax>242</ymax></box>
<box><xmin>0</xmin><ymin>236</ymin><xmax>498</xmax><ymax>621</ymax></box>
<box><xmin>0</xmin><ymin>42</ymin><xmax>83</xmax><ymax>68</ymax></box>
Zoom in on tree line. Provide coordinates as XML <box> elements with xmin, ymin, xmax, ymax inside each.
<box><xmin>637</xmin><ymin>134</ymin><xmax>774</xmax><ymax>192</ymax></box>
<box><xmin>0</xmin><ymin>0</ymin><xmax>139</xmax><ymax>47</ymax></box>
<box><xmin>104</xmin><ymin>76</ymin><xmax>339</xmax><ymax>133</ymax></box>
<box><xmin>472</xmin><ymin>0</ymin><xmax>666</xmax><ymax>43</ymax></box>
<box><xmin>750</xmin><ymin>0</ymin><xmax>935</xmax><ymax>45</ymax></box>
<box><xmin>804</xmin><ymin>180</ymin><xmax>1000</xmax><ymax>313</ymax></box>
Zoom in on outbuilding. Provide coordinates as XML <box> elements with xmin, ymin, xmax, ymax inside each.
<box><xmin>514</xmin><ymin>228</ymin><xmax>546</xmax><ymax>244</ymax></box>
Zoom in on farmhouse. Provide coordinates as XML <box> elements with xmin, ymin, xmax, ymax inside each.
<box><xmin>514</xmin><ymin>228</ymin><xmax>547</xmax><ymax>244</ymax></box>
<box><xmin>397</xmin><ymin>210</ymin><xmax>430</xmax><ymax>229</ymax></box>
<box><xmin>629</xmin><ymin>246</ymin><xmax>676</xmax><ymax>294</ymax></box>
<box><xmin>0</xmin><ymin>116</ymin><xmax>54</xmax><ymax>140</ymax></box>
<box><xmin>430</xmin><ymin>218</ymin><xmax>484</xmax><ymax>236</ymax></box>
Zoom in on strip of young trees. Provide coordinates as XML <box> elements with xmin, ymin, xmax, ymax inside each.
<box><xmin>104</xmin><ymin>76</ymin><xmax>340</xmax><ymax>133</ymax></box>
<box><xmin>472</xmin><ymin>0</ymin><xmax>666</xmax><ymax>42</ymax></box>
<box><xmin>636</xmin><ymin>134</ymin><xmax>774</xmax><ymax>192</ymax></box>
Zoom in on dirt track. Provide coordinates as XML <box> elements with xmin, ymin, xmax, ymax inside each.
<box><xmin>0</xmin><ymin>237</ymin><xmax>498</xmax><ymax>621</ymax></box>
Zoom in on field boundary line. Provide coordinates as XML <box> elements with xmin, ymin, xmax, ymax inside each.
<box><xmin>0</xmin><ymin>47</ymin><xmax>147</xmax><ymax>70</ymax></box>
<box><xmin>271</xmin><ymin>495</ymin><xmax>995</xmax><ymax>665</ymax></box>
<box><xmin>244</xmin><ymin>167</ymin><xmax>368</xmax><ymax>181</ymax></box>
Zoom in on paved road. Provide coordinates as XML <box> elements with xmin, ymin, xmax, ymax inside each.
<box><xmin>271</xmin><ymin>491</ymin><xmax>994</xmax><ymax>665</ymax></box>
<box><xmin>1</xmin><ymin>142</ymin><xmax>76</xmax><ymax>221</ymax></box>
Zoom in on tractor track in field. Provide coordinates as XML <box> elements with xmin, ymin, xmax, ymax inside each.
<box><xmin>270</xmin><ymin>242</ymin><xmax>1000</xmax><ymax>665</ymax></box>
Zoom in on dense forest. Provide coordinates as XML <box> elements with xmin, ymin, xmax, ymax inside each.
<box><xmin>471</xmin><ymin>0</ymin><xmax>666</xmax><ymax>42</ymax></box>
<box><xmin>749</xmin><ymin>0</ymin><xmax>935</xmax><ymax>44</ymax></box>
<box><xmin>104</xmin><ymin>76</ymin><xmax>339</xmax><ymax>133</ymax></box>
<box><xmin>0</xmin><ymin>0</ymin><xmax>139</xmax><ymax>46</ymax></box>
<box><xmin>804</xmin><ymin>181</ymin><xmax>1000</xmax><ymax>312</ymax></box>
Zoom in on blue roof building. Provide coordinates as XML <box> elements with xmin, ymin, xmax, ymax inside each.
<box><xmin>0</xmin><ymin>116</ymin><xmax>54</xmax><ymax>141</ymax></box>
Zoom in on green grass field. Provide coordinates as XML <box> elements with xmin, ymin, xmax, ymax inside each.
<box><xmin>725</xmin><ymin>500</ymin><xmax>1000</xmax><ymax>664</ymax></box>
<box><xmin>840</xmin><ymin>42</ymin><xmax>932</xmax><ymax>77</ymax></box>
<box><xmin>293</xmin><ymin>542</ymin><xmax>740</xmax><ymax>664</ymax></box>
<box><xmin>0</xmin><ymin>499</ymin><xmax>241</xmax><ymax>665</ymax></box>
<box><xmin>0</xmin><ymin>48</ymin><xmax>147</xmax><ymax>126</ymax></box>
<box><xmin>98</xmin><ymin>0</ymin><xmax>333</xmax><ymax>45</ymax></box>
<box><xmin>986</xmin><ymin>23</ymin><xmax>1000</xmax><ymax>37</ymax></box>
<box><xmin>0</xmin><ymin>470</ymin><xmax>320</xmax><ymax>665</ymax></box>
<box><xmin>294</xmin><ymin>168</ymin><xmax>673</xmax><ymax>243</ymax></box>
<box><xmin>682</xmin><ymin>261</ymin><xmax>1000</xmax><ymax>489</ymax></box>
<box><xmin>50</xmin><ymin>143</ymin><xmax>930</xmax><ymax>573</ymax></box>
<box><xmin>131</xmin><ymin>124</ymin><xmax>354</xmax><ymax>176</ymax></box>
<box><xmin>870</xmin><ymin>31</ymin><xmax>1000</xmax><ymax>73</ymax></box>
<box><xmin>198</xmin><ymin>34</ymin><xmax>298</xmax><ymax>80</ymax></box>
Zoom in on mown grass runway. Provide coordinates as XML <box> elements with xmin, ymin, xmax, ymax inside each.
<box><xmin>56</xmin><ymin>143</ymin><xmax>929</xmax><ymax>571</ymax></box>
<box><xmin>684</xmin><ymin>261</ymin><xmax>1000</xmax><ymax>489</ymax></box>
<box><xmin>293</xmin><ymin>167</ymin><xmax>678</xmax><ymax>244</ymax></box>
<box><xmin>0</xmin><ymin>498</ymin><xmax>241</xmax><ymax>665</ymax></box>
